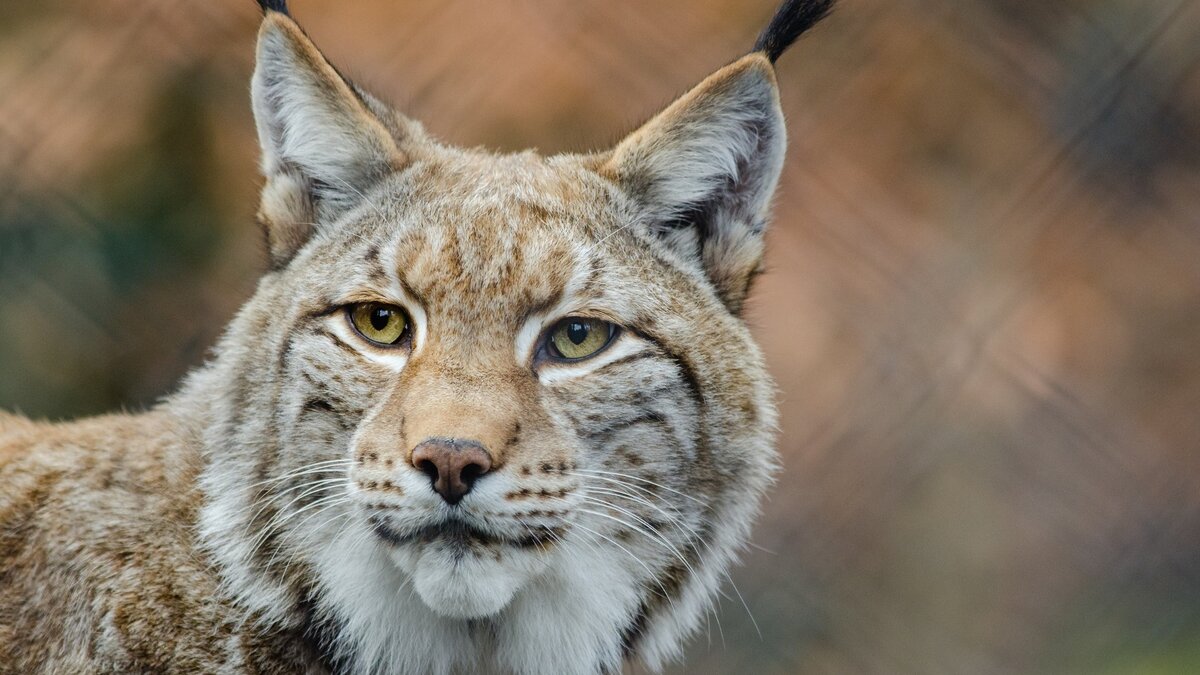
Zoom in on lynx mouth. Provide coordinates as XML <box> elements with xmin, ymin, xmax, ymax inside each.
<box><xmin>369</xmin><ymin>515</ymin><xmax>562</xmax><ymax>551</ymax></box>
<box><xmin>370</xmin><ymin>514</ymin><xmax>563</xmax><ymax>619</ymax></box>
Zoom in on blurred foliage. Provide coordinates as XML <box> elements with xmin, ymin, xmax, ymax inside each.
<box><xmin>2</xmin><ymin>0</ymin><xmax>1199</xmax><ymax>673</ymax></box>
<box><xmin>1</xmin><ymin>68</ymin><xmax>235</xmax><ymax>416</ymax></box>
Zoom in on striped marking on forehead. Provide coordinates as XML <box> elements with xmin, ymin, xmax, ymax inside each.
<box><xmin>379</xmin><ymin>201</ymin><xmax>588</xmax><ymax>319</ymax></box>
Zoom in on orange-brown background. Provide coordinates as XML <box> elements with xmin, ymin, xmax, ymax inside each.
<box><xmin>2</xmin><ymin>1</ymin><xmax>1199</xmax><ymax>672</ymax></box>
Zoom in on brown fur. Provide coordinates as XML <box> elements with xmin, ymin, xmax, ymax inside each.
<box><xmin>0</xmin><ymin>2</ymin><xmax>833</xmax><ymax>672</ymax></box>
<box><xmin>0</xmin><ymin>414</ymin><xmax>325</xmax><ymax>673</ymax></box>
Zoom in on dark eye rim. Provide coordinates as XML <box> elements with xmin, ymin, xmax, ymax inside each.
<box><xmin>541</xmin><ymin>317</ymin><xmax>619</xmax><ymax>362</ymax></box>
<box><xmin>345</xmin><ymin>301</ymin><xmax>412</xmax><ymax>348</ymax></box>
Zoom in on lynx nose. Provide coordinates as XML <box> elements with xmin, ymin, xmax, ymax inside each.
<box><xmin>410</xmin><ymin>438</ymin><xmax>493</xmax><ymax>505</ymax></box>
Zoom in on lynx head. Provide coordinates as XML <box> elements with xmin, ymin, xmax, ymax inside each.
<box><xmin>193</xmin><ymin>1</ymin><xmax>832</xmax><ymax>673</ymax></box>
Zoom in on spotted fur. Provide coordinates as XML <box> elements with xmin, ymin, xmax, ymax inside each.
<box><xmin>0</xmin><ymin>2</ymin><xmax>833</xmax><ymax>673</ymax></box>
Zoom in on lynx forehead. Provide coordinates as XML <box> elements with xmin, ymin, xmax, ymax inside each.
<box><xmin>0</xmin><ymin>1</ymin><xmax>833</xmax><ymax>673</ymax></box>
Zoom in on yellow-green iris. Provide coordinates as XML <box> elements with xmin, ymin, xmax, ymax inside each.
<box><xmin>349</xmin><ymin>302</ymin><xmax>408</xmax><ymax>346</ymax></box>
<box><xmin>548</xmin><ymin>317</ymin><xmax>613</xmax><ymax>360</ymax></box>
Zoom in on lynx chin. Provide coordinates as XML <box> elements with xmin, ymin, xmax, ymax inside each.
<box><xmin>0</xmin><ymin>0</ymin><xmax>833</xmax><ymax>672</ymax></box>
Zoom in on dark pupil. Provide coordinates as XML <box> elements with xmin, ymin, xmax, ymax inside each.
<box><xmin>369</xmin><ymin>308</ymin><xmax>392</xmax><ymax>331</ymax></box>
<box><xmin>566</xmin><ymin>321</ymin><xmax>589</xmax><ymax>345</ymax></box>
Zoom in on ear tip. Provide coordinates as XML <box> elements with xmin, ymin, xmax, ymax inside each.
<box><xmin>717</xmin><ymin>54</ymin><xmax>782</xmax><ymax>96</ymax></box>
<box><xmin>257</xmin><ymin>0</ymin><xmax>290</xmax><ymax>16</ymax></box>
<box><xmin>256</xmin><ymin>9</ymin><xmax>304</xmax><ymax>51</ymax></box>
<box><xmin>259</xmin><ymin>8</ymin><xmax>296</xmax><ymax>29</ymax></box>
<box><xmin>739</xmin><ymin>53</ymin><xmax>779</xmax><ymax>78</ymax></box>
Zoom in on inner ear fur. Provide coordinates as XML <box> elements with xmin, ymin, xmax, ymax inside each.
<box><xmin>601</xmin><ymin>54</ymin><xmax>787</xmax><ymax>314</ymax></box>
<box><xmin>251</xmin><ymin>12</ymin><xmax>407</xmax><ymax>267</ymax></box>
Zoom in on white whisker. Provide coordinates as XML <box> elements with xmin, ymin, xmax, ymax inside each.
<box><xmin>571</xmin><ymin>468</ymin><xmax>711</xmax><ymax>509</ymax></box>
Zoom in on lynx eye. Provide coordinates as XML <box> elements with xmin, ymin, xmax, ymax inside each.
<box><xmin>348</xmin><ymin>302</ymin><xmax>409</xmax><ymax>346</ymax></box>
<box><xmin>546</xmin><ymin>317</ymin><xmax>615</xmax><ymax>361</ymax></box>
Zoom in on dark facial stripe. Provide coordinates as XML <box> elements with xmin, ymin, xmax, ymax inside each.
<box><xmin>628</xmin><ymin>326</ymin><xmax>700</xmax><ymax>415</ymax></box>
<box><xmin>277</xmin><ymin>331</ymin><xmax>296</xmax><ymax>374</ymax></box>
<box><xmin>366</xmin><ymin>259</ymin><xmax>390</xmax><ymax>286</ymax></box>
<box><xmin>303</xmin><ymin>398</ymin><xmax>335</xmax><ymax>414</ymax></box>
<box><xmin>296</xmin><ymin>370</ymin><xmax>361</xmax><ymax>423</ymax></box>
<box><xmin>644</xmin><ymin>340</ymin><xmax>705</xmax><ymax>415</ymax></box>
<box><xmin>621</xmin><ymin>603</ymin><xmax>650</xmax><ymax>658</ymax></box>
<box><xmin>313</xmin><ymin>326</ymin><xmax>361</xmax><ymax>357</ymax></box>
<box><xmin>391</xmin><ymin>262</ymin><xmax>429</xmax><ymax>310</ymax></box>
<box><xmin>520</xmin><ymin>287</ymin><xmax>567</xmax><ymax>327</ymax></box>
<box><xmin>588</xmin><ymin>350</ymin><xmax>657</xmax><ymax>376</ymax></box>
<box><xmin>632</xmin><ymin>328</ymin><xmax>720</xmax><ymax>485</ymax></box>
<box><xmin>620</xmin><ymin>534</ymin><xmax>707</xmax><ymax>659</ymax></box>
<box><xmin>584</xmin><ymin>412</ymin><xmax>670</xmax><ymax>442</ymax></box>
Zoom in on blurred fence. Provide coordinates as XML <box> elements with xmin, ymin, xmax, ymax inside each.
<box><xmin>2</xmin><ymin>1</ymin><xmax>1199</xmax><ymax>672</ymax></box>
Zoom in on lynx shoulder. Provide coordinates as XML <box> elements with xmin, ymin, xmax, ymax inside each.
<box><xmin>0</xmin><ymin>1</ymin><xmax>833</xmax><ymax>673</ymax></box>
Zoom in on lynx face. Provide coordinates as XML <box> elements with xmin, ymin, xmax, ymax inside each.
<box><xmin>192</xmin><ymin>3</ymin><xmax>830</xmax><ymax>674</ymax></box>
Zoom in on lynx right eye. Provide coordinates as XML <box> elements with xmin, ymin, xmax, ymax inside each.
<box><xmin>545</xmin><ymin>317</ymin><xmax>616</xmax><ymax>361</ymax></box>
<box><xmin>348</xmin><ymin>302</ymin><xmax>409</xmax><ymax>346</ymax></box>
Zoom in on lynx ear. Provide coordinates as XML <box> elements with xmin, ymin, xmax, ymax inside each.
<box><xmin>603</xmin><ymin>55</ymin><xmax>785</xmax><ymax>313</ymax></box>
<box><xmin>602</xmin><ymin>0</ymin><xmax>833</xmax><ymax>313</ymax></box>
<box><xmin>251</xmin><ymin>9</ymin><xmax>404</xmax><ymax>266</ymax></box>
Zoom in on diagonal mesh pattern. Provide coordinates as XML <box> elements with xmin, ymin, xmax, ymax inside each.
<box><xmin>1</xmin><ymin>1</ymin><xmax>1199</xmax><ymax>672</ymax></box>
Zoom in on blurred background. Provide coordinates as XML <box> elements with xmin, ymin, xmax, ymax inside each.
<box><xmin>2</xmin><ymin>0</ymin><xmax>1199</xmax><ymax>672</ymax></box>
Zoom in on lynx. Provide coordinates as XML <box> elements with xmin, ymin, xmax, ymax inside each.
<box><xmin>0</xmin><ymin>0</ymin><xmax>833</xmax><ymax>672</ymax></box>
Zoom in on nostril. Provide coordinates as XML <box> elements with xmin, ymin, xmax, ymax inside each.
<box><xmin>460</xmin><ymin>461</ymin><xmax>484</xmax><ymax>488</ymax></box>
<box><xmin>415</xmin><ymin>457</ymin><xmax>440</xmax><ymax>485</ymax></box>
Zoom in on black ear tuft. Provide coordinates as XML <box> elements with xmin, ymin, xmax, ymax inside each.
<box><xmin>257</xmin><ymin>0</ymin><xmax>289</xmax><ymax>16</ymax></box>
<box><xmin>752</xmin><ymin>0</ymin><xmax>835</xmax><ymax>63</ymax></box>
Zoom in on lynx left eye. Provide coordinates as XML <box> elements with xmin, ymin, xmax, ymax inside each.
<box><xmin>348</xmin><ymin>302</ymin><xmax>409</xmax><ymax>346</ymax></box>
<box><xmin>546</xmin><ymin>318</ymin><xmax>615</xmax><ymax>361</ymax></box>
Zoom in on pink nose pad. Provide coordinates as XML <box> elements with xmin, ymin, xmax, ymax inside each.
<box><xmin>410</xmin><ymin>438</ymin><xmax>494</xmax><ymax>505</ymax></box>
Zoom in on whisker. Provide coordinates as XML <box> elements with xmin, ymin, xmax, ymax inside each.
<box><xmin>240</xmin><ymin>476</ymin><xmax>348</xmax><ymax>546</ymax></box>
<box><xmin>327</xmin><ymin>175</ymin><xmax>388</xmax><ymax>221</ymax></box>
<box><xmin>569</xmin><ymin>522</ymin><xmax>675</xmax><ymax>609</ymax></box>
<box><xmin>278</xmin><ymin>507</ymin><xmax>362</xmax><ymax>580</ymax></box>
<box><xmin>582</xmin><ymin>485</ymin><xmax>698</xmax><ymax>537</ymax></box>
<box><xmin>571</xmin><ymin>468</ymin><xmax>710</xmax><ymax>509</ymax></box>
<box><xmin>579</xmin><ymin>478</ymin><xmax>743</xmax><ymax>643</ymax></box>
<box><xmin>723</xmin><ymin>569</ymin><xmax>762</xmax><ymax>641</ymax></box>
<box><xmin>248</xmin><ymin>488</ymin><xmax>348</xmax><ymax>562</ymax></box>
<box><xmin>578</xmin><ymin>219</ymin><xmax>641</xmax><ymax>259</ymax></box>
<box><xmin>246</xmin><ymin>456</ymin><xmax>352</xmax><ymax>487</ymax></box>
<box><xmin>262</xmin><ymin>494</ymin><xmax>353</xmax><ymax>570</ymax></box>
<box><xmin>575</xmin><ymin>502</ymin><xmax>701</xmax><ymax>588</ymax></box>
